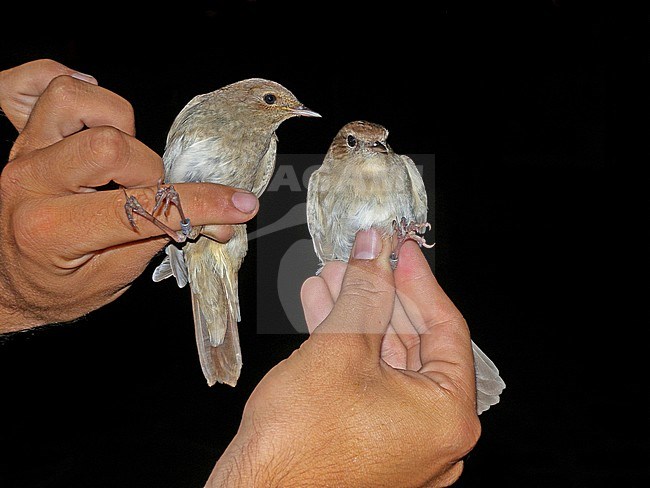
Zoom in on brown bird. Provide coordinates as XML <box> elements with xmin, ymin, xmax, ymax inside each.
<box><xmin>307</xmin><ymin>120</ymin><xmax>505</xmax><ymax>414</ymax></box>
<box><xmin>126</xmin><ymin>78</ymin><xmax>320</xmax><ymax>386</ymax></box>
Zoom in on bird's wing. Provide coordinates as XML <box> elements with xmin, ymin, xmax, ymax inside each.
<box><xmin>152</xmin><ymin>244</ymin><xmax>189</xmax><ymax>288</ymax></box>
<box><xmin>151</xmin><ymin>256</ymin><xmax>172</xmax><ymax>282</ymax></box>
<box><xmin>400</xmin><ymin>154</ymin><xmax>429</xmax><ymax>223</ymax></box>
<box><xmin>251</xmin><ymin>133</ymin><xmax>278</xmax><ymax>196</ymax></box>
<box><xmin>164</xmin><ymin>93</ymin><xmax>211</xmax><ymax>150</ymax></box>
<box><xmin>306</xmin><ymin>166</ymin><xmax>331</xmax><ymax>267</ymax></box>
<box><xmin>163</xmin><ymin>136</ymin><xmax>234</xmax><ymax>184</ymax></box>
<box><xmin>471</xmin><ymin>340</ymin><xmax>506</xmax><ymax>414</ymax></box>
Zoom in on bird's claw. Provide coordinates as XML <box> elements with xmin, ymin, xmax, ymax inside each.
<box><xmin>153</xmin><ymin>181</ymin><xmax>194</xmax><ymax>238</ymax></box>
<box><xmin>122</xmin><ymin>185</ymin><xmax>192</xmax><ymax>243</ymax></box>
<box><xmin>390</xmin><ymin>217</ymin><xmax>435</xmax><ymax>268</ymax></box>
<box><xmin>153</xmin><ymin>181</ymin><xmax>182</xmax><ymax>215</ymax></box>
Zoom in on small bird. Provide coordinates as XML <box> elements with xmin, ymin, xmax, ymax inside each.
<box><xmin>307</xmin><ymin>120</ymin><xmax>505</xmax><ymax>414</ymax></box>
<box><xmin>126</xmin><ymin>78</ymin><xmax>320</xmax><ymax>387</ymax></box>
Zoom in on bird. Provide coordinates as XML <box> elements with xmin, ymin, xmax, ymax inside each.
<box><xmin>125</xmin><ymin>78</ymin><xmax>320</xmax><ymax>387</ymax></box>
<box><xmin>306</xmin><ymin>120</ymin><xmax>505</xmax><ymax>414</ymax></box>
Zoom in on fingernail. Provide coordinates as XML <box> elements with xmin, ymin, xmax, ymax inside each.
<box><xmin>352</xmin><ymin>229</ymin><xmax>382</xmax><ymax>260</ymax></box>
<box><xmin>71</xmin><ymin>72</ymin><xmax>98</xmax><ymax>84</ymax></box>
<box><xmin>232</xmin><ymin>191</ymin><xmax>258</xmax><ymax>213</ymax></box>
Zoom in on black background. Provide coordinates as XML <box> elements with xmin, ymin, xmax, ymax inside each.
<box><xmin>1</xmin><ymin>1</ymin><xmax>648</xmax><ymax>487</ymax></box>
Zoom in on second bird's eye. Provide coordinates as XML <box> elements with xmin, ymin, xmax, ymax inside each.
<box><xmin>347</xmin><ymin>135</ymin><xmax>357</xmax><ymax>147</ymax></box>
<box><xmin>263</xmin><ymin>93</ymin><xmax>277</xmax><ymax>105</ymax></box>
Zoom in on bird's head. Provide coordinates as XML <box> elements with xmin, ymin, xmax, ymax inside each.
<box><xmin>220</xmin><ymin>78</ymin><xmax>320</xmax><ymax>128</ymax></box>
<box><xmin>330</xmin><ymin>120</ymin><xmax>391</xmax><ymax>159</ymax></box>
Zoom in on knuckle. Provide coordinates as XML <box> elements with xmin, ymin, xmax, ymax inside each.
<box><xmin>11</xmin><ymin>202</ymin><xmax>55</xmax><ymax>254</ymax></box>
<box><xmin>341</xmin><ymin>279</ymin><xmax>378</xmax><ymax>306</ymax></box>
<box><xmin>0</xmin><ymin>160</ymin><xmax>23</xmax><ymax>193</ymax></box>
<box><xmin>36</xmin><ymin>58</ymin><xmax>58</xmax><ymax>68</ymax></box>
<box><xmin>341</xmin><ymin>274</ymin><xmax>392</xmax><ymax>307</ymax></box>
<box><xmin>45</xmin><ymin>74</ymin><xmax>80</xmax><ymax>104</ymax></box>
<box><xmin>343</xmin><ymin>275</ymin><xmax>378</xmax><ymax>293</ymax></box>
<box><xmin>33</xmin><ymin>58</ymin><xmax>64</xmax><ymax>74</ymax></box>
<box><xmin>87</xmin><ymin>126</ymin><xmax>127</xmax><ymax>168</ymax></box>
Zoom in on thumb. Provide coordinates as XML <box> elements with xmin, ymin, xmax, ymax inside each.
<box><xmin>314</xmin><ymin>229</ymin><xmax>396</xmax><ymax>358</ymax></box>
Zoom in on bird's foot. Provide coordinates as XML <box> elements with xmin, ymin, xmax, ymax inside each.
<box><xmin>390</xmin><ymin>217</ymin><xmax>435</xmax><ymax>269</ymax></box>
<box><xmin>123</xmin><ymin>185</ymin><xmax>190</xmax><ymax>244</ymax></box>
<box><xmin>153</xmin><ymin>181</ymin><xmax>194</xmax><ymax>238</ymax></box>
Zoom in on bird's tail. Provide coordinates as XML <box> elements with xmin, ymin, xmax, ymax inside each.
<box><xmin>471</xmin><ymin>340</ymin><xmax>506</xmax><ymax>414</ymax></box>
<box><xmin>185</xmin><ymin>227</ymin><xmax>247</xmax><ymax>386</ymax></box>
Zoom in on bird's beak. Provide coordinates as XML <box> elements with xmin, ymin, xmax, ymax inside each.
<box><xmin>370</xmin><ymin>141</ymin><xmax>388</xmax><ymax>153</ymax></box>
<box><xmin>290</xmin><ymin>105</ymin><xmax>322</xmax><ymax>118</ymax></box>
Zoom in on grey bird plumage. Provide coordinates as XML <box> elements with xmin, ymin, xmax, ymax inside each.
<box><xmin>307</xmin><ymin>120</ymin><xmax>505</xmax><ymax>414</ymax></box>
<box><xmin>152</xmin><ymin>78</ymin><xmax>320</xmax><ymax>386</ymax></box>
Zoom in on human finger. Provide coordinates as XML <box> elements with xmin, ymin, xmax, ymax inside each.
<box><xmin>317</xmin><ymin>257</ymin><xmax>421</xmax><ymax>369</ymax></box>
<box><xmin>201</xmin><ymin>224</ymin><xmax>235</xmax><ymax>244</ymax></box>
<box><xmin>0</xmin><ymin>59</ymin><xmax>97</xmax><ymax>132</ymax></box>
<box><xmin>394</xmin><ymin>241</ymin><xmax>474</xmax><ymax>390</ymax></box>
<box><xmin>317</xmin><ymin>260</ymin><xmax>346</xmax><ymax>301</ymax></box>
<box><xmin>4</xmin><ymin>127</ymin><xmax>163</xmax><ymax>195</ymax></box>
<box><xmin>390</xmin><ymin>296</ymin><xmax>423</xmax><ymax>370</ymax></box>
<box><xmin>380</xmin><ymin>324</ymin><xmax>407</xmax><ymax>369</ymax></box>
<box><xmin>10</xmin><ymin>75</ymin><xmax>134</xmax><ymax>159</ymax></box>
<box><xmin>300</xmin><ymin>276</ymin><xmax>335</xmax><ymax>333</ymax></box>
<box><xmin>315</xmin><ymin>229</ymin><xmax>395</xmax><ymax>358</ymax></box>
<box><xmin>16</xmin><ymin>182</ymin><xmax>260</xmax><ymax>259</ymax></box>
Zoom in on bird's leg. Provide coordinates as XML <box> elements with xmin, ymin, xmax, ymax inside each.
<box><xmin>123</xmin><ymin>187</ymin><xmax>189</xmax><ymax>244</ymax></box>
<box><xmin>390</xmin><ymin>217</ymin><xmax>435</xmax><ymax>269</ymax></box>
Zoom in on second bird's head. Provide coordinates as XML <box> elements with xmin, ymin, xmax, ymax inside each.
<box><xmin>329</xmin><ymin>120</ymin><xmax>391</xmax><ymax>159</ymax></box>
<box><xmin>217</xmin><ymin>78</ymin><xmax>321</xmax><ymax>128</ymax></box>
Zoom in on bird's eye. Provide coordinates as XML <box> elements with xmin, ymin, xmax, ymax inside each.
<box><xmin>263</xmin><ymin>93</ymin><xmax>277</xmax><ymax>105</ymax></box>
<box><xmin>347</xmin><ymin>135</ymin><xmax>357</xmax><ymax>147</ymax></box>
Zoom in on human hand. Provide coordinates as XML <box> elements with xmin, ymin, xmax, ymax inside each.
<box><xmin>208</xmin><ymin>231</ymin><xmax>480</xmax><ymax>487</ymax></box>
<box><xmin>0</xmin><ymin>60</ymin><xmax>259</xmax><ymax>331</ymax></box>
<box><xmin>0</xmin><ymin>59</ymin><xmax>97</xmax><ymax>133</ymax></box>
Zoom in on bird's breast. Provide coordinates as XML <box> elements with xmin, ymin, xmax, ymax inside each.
<box><xmin>327</xmin><ymin>174</ymin><xmax>413</xmax><ymax>232</ymax></box>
